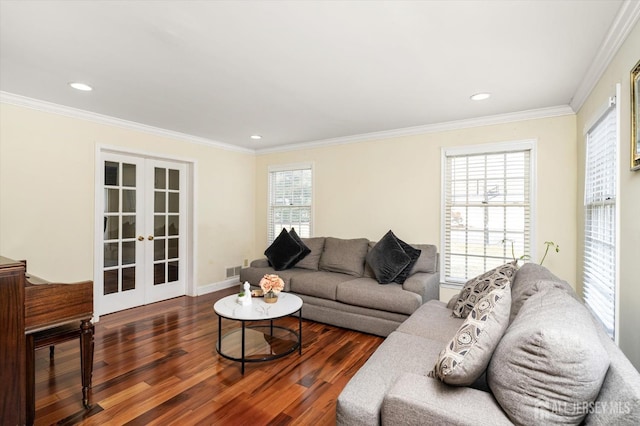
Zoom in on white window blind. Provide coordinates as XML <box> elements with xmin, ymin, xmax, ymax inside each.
<box><xmin>584</xmin><ymin>104</ymin><xmax>617</xmax><ymax>339</ymax></box>
<box><xmin>268</xmin><ymin>164</ymin><xmax>313</xmax><ymax>244</ymax></box>
<box><xmin>443</xmin><ymin>142</ymin><xmax>533</xmax><ymax>284</ymax></box>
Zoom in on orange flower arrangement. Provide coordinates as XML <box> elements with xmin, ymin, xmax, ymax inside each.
<box><xmin>259</xmin><ymin>274</ymin><xmax>284</xmax><ymax>295</ymax></box>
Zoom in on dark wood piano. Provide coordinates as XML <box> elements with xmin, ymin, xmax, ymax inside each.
<box><xmin>0</xmin><ymin>256</ymin><xmax>94</xmax><ymax>426</ymax></box>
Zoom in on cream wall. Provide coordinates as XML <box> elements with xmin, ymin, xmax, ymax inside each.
<box><xmin>255</xmin><ymin>114</ymin><xmax>578</xmax><ymax>289</ymax></box>
<box><xmin>3</xmin><ymin>34</ymin><xmax>636</xmax><ymax>369</ymax></box>
<box><xmin>0</xmin><ymin>103</ymin><xmax>255</xmax><ymax>288</ymax></box>
<box><xmin>576</xmin><ymin>22</ymin><xmax>640</xmax><ymax>369</ymax></box>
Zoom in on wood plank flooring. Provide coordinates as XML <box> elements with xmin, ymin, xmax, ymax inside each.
<box><xmin>33</xmin><ymin>287</ymin><xmax>383</xmax><ymax>425</ymax></box>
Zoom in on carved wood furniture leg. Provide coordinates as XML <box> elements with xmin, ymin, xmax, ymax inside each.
<box><xmin>26</xmin><ymin>333</ymin><xmax>36</xmax><ymax>426</ymax></box>
<box><xmin>79</xmin><ymin>319</ymin><xmax>94</xmax><ymax>408</ymax></box>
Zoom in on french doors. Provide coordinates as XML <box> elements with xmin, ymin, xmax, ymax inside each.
<box><xmin>99</xmin><ymin>152</ymin><xmax>187</xmax><ymax>315</ymax></box>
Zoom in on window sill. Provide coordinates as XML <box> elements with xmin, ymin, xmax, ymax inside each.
<box><xmin>440</xmin><ymin>282</ymin><xmax>463</xmax><ymax>290</ymax></box>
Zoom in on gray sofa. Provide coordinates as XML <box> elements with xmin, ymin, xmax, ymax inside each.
<box><xmin>337</xmin><ymin>263</ymin><xmax>640</xmax><ymax>425</ymax></box>
<box><xmin>239</xmin><ymin>236</ymin><xmax>440</xmax><ymax>337</ymax></box>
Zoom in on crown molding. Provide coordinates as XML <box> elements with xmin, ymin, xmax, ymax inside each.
<box><xmin>2</xmin><ymin>91</ymin><xmax>574</xmax><ymax>157</ymax></box>
<box><xmin>0</xmin><ymin>91</ymin><xmax>254</xmax><ymax>154</ymax></box>
<box><xmin>570</xmin><ymin>0</ymin><xmax>640</xmax><ymax>112</ymax></box>
<box><xmin>256</xmin><ymin>105</ymin><xmax>574</xmax><ymax>155</ymax></box>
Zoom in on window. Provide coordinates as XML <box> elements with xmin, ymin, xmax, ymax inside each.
<box><xmin>442</xmin><ymin>141</ymin><xmax>534</xmax><ymax>285</ymax></box>
<box><xmin>584</xmin><ymin>99</ymin><xmax>618</xmax><ymax>340</ymax></box>
<box><xmin>268</xmin><ymin>163</ymin><xmax>313</xmax><ymax>244</ymax></box>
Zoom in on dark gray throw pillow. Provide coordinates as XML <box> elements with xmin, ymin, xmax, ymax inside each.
<box><xmin>264</xmin><ymin>228</ymin><xmax>305</xmax><ymax>270</ymax></box>
<box><xmin>394</xmin><ymin>238</ymin><xmax>421</xmax><ymax>284</ymax></box>
<box><xmin>288</xmin><ymin>227</ymin><xmax>311</xmax><ymax>266</ymax></box>
<box><xmin>366</xmin><ymin>230</ymin><xmax>411</xmax><ymax>284</ymax></box>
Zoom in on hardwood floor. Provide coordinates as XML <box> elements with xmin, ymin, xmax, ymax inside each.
<box><xmin>33</xmin><ymin>287</ymin><xmax>383</xmax><ymax>425</ymax></box>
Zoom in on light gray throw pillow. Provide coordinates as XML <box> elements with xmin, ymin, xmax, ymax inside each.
<box><xmin>431</xmin><ymin>284</ymin><xmax>511</xmax><ymax>385</ymax></box>
<box><xmin>488</xmin><ymin>286</ymin><xmax>610</xmax><ymax>425</ymax></box>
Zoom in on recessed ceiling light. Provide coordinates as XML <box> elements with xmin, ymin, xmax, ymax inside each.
<box><xmin>69</xmin><ymin>82</ymin><xmax>93</xmax><ymax>91</ymax></box>
<box><xmin>250</xmin><ymin>135</ymin><xmax>262</xmax><ymax>140</ymax></box>
<box><xmin>470</xmin><ymin>92</ymin><xmax>491</xmax><ymax>101</ymax></box>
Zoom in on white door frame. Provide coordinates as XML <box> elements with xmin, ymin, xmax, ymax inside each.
<box><xmin>93</xmin><ymin>145</ymin><xmax>197</xmax><ymax>321</ymax></box>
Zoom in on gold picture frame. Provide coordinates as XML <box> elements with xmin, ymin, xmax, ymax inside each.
<box><xmin>632</xmin><ymin>59</ymin><xmax>640</xmax><ymax>171</ymax></box>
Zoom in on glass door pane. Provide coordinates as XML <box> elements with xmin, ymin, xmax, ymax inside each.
<box><xmin>152</xmin><ymin>166</ymin><xmax>180</xmax><ymax>286</ymax></box>
<box><xmin>100</xmin><ymin>154</ymin><xmax>145</xmax><ymax>315</ymax></box>
<box><xmin>103</xmin><ymin>161</ymin><xmax>139</xmax><ymax>294</ymax></box>
<box><xmin>98</xmin><ymin>153</ymin><xmax>186</xmax><ymax>314</ymax></box>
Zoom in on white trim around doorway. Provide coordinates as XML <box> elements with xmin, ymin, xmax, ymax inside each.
<box><xmin>93</xmin><ymin>144</ymin><xmax>197</xmax><ymax>321</ymax></box>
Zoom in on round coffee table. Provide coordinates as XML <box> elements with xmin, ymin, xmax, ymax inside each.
<box><xmin>213</xmin><ymin>292</ymin><xmax>303</xmax><ymax>374</ymax></box>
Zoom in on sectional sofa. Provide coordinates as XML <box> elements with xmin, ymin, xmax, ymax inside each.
<box><xmin>239</xmin><ymin>235</ymin><xmax>440</xmax><ymax>337</ymax></box>
<box><xmin>336</xmin><ymin>262</ymin><xmax>640</xmax><ymax>425</ymax></box>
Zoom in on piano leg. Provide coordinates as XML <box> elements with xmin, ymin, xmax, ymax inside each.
<box><xmin>26</xmin><ymin>319</ymin><xmax>95</xmax><ymax>424</ymax></box>
<box><xmin>26</xmin><ymin>333</ymin><xmax>36</xmax><ymax>426</ymax></box>
<box><xmin>79</xmin><ymin>319</ymin><xmax>94</xmax><ymax>408</ymax></box>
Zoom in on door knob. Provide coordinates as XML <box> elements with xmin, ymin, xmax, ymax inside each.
<box><xmin>148</xmin><ymin>235</ymin><xmax>154</xmax><ymax>241</ymax></box>
<box><xmin>138</xmin><ymin>236</ymin><xmax>144</xmax><ymax>241</ymax></box>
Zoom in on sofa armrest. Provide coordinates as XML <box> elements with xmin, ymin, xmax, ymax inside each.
<box><xmin>250</xmin><ymin>258</ymin><xmax>270</xmax><ymax>268</ymax></box>
<box><xmin>381</xmin><ymin>373</ymin><xmax>512</xmax><ymax>426</ymax></box>
<box><xmin>402</xmin><ymin>272</ymin><xmax>440</xmax><ymax>303</ymax></box>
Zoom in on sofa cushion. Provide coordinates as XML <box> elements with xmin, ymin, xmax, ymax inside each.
<box><xmin>382</xmin><ymin>373</ymin><xmax>513</xmax><ymax>426</ymax></box>
<box><xmin>431</xmin><ymin>285</ymin><xmax>511</xmax><ymax>386</ymax></box>
<box><xmin>488</xmin><ymin>287</ymin><xmax>610</xmax><ymax>425</ymax></box>
<box><xmin>264</xmin><ymin>228</ymin><xmax>307</xmax><ymax>270</ymax></box>
<box><xmin>396</xmin><ymin>300</ymin><xmax>463</xmax><ymax>343</ymax></box>
<box><xmin>509</xmin><ymin>263</ymin><xmax>578</xmax><ymax>323</ymax></box>
<box><xmin>239</xmin><ymin>266</ymin><xmax>312</xmax><ymax>292</ymax></box>
<box><xmin>336</xmin><ymin>278</ymin><xmax>422</xmax><ymax>315</ymax></box>
<box><xmin>295</xmin><ymin>237</ymin><xmax>325</xmax><ymax>270</ymax></box>
<box><xmin>409</xmin><ymin>244</ymin><xmax>438</xmax><ymax>274</ymax></box>
<box><xmin>510</xmin><ymin>261</ymin><xmax>568</xmax><ymax>293</ymax></box>
<box><xmin>336</xmin><ymin>331</ymin><xmax>443</xmax><ymax>426</ymax></box>
<box><xmin>586</xmin><ymin>315</ymin><xmax>640</xmax><ymax>425</ymax></box>
<box><xmin>289</xmin><ymin>271</ymin><xmax>355</xmax><ymax>300</ymax></box>
<box><xmin>319</xmin><ymin>237</ymin><xmax>369</xmax><ymax>277</ymax></box>
<box><xmin>510</xmin><ymin>278</ymin><xmax>579</xmax><ymax>324</ymax></box>
<box><xmin>452</xmin><ymin>261</ymin><xmax>518</xmax><ymax>318</ymax></box>
<box><xmin>366</xmin><ymin>231</ymin><xmax>411</xmax><ymax>284</ymax></box>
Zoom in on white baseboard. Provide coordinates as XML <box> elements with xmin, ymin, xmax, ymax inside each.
<box><xmin>197</xmin><ymin>277</ymin><xmax>240</xmax><ymax>296</ymax></box>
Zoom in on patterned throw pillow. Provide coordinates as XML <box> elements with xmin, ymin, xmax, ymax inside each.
<box><xmin>452</xmin><ymin>261</ymin><xmax>518</xmax><ymax>318</ymax></box>
<box><xmin>431</xmin><ymin>285</ymin><xmax>511</xmax><ymax>385</ymax></box>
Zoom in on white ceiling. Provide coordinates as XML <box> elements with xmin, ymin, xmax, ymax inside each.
<box><xmin>0</xmin><ymin>0</ymin><xmax>636</xmax><ymax>152</ymax></box>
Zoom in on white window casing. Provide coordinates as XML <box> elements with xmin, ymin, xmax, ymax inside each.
<box><xmin>267</xmin><ymin>163</ymin><xmax>313</xmax><ymax>244</ymax></box>
<box><xmin>583</xmin><ymin>86</ymin><xmax>620</xmax><ymax>342</ymax></box>
<box><xmin>441</xmin><ymin>140</ymin><xmax>536</xmax><ymax>286</ymax></box>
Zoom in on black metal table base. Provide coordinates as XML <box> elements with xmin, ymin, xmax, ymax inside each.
<box><xmin>216</xmin><ymin>308</ymin><xmax>302</xmax><ymax>374</ymax></box>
